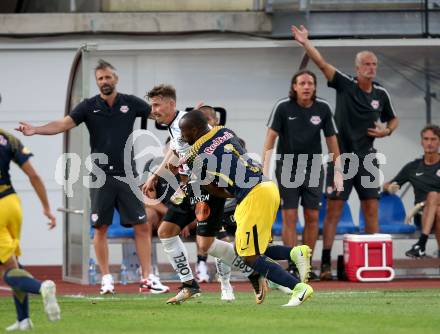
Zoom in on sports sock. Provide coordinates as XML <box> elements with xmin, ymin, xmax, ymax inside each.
<box><xmin>417</xmin><ymin>234</ymin><xmax>429</xmax><ymax>250</ymax></box>
<box><xmin>264</xmin><ymin>245</ymin><xmax>291</xmax><ymax>260</ymax></box>
<box><xmin>215</xmin><ymin>257</ymin><xmax>231</xmax><ymax>284</ymax></box>
<box><xmin>13</xmin><ymin>294</ymin><xmax>29</xmax><ymax>321</ymax></box>
<box><xmin>207</xmin><ymin>239</ymin><xmax>253</xmax><ymax>277</ymax></box>
<box><xmin>197</xmin><ymin>255</ymin><xmax>208</xmax><ymax>263</ymax></box>
<box><xmin>252</xmin><ymin>255</ymin><xmax>300</xmax><ymax>290</ymax></box>
<box><xmin>322</xmin><ymin>248</ymin><xmax>331</xmax><ymax>265</ymax></box>
<box><xmin>160</xmin><ymin>236</ymin><xmax>194</xmax><ymax>282</ymax></box>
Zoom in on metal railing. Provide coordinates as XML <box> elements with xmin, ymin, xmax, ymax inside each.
<box><xmin>268</xmin><ymin>0</ymin><xmax>440</xmax><ymax>37</ymax></box>
<box><xmin>267</xmin><ymin>0</ymin><xmax>439</xmax><ymax>11</ymax></box>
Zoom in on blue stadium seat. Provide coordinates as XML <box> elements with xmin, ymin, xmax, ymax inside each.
<box><xmin>90</xmin><ymin>209</ymin><xmax>135</xmax><ymax>239</ymax></box>
<box><xmin>319</xmin><ymin>195</ymin><xmax>358</xmax><ymax>234</ymax></box>
<box><xmin>272</xmin><ymin>208</ymin><xmax>303</xmax><ymax>236</ymax></box>
<box><xmin>359</xmin><ymin>193</ymin><xmax>416</xmax><ymax>234</ymax></box>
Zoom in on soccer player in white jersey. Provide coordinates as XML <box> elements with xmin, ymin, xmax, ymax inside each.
<box><xmin>142</xmin><ymin>85</ymin><xmax>266</xmax><ymax>304</ymax></box>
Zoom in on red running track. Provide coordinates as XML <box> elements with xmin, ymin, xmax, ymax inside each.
<box><xmin>0</xmin><ymin>265</ymin><xmax>439</xmax><ymax>297</ymax></box>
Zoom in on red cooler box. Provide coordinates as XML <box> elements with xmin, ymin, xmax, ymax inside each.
<box><xmin>343</xmin><ymin>234</ymin><xmax>395</xmax><ymax>282</ymax></box>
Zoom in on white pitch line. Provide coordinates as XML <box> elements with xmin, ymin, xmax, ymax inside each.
<box><xmin>64</xmin><ymin>295</ymin><xmax>153</xmax><ymax>301</ymax></box>
<box><xmin>318</xmin><ymin>290</ymin><xmax>440</xmax><ymax>297</ymax></box>
<box><xmin>318</xmin><ymin>291</ymin><xmax>382</xmax><ymax>296</ymax></box>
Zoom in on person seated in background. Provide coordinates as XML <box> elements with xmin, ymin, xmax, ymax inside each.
<box><xmin>383</xmin><ymin>124</ymin><xmax>440</xmax><ymax>258</ymax></box>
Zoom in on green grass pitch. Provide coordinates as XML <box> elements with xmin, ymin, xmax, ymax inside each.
<box><xmin>1</xmin><ymin>289</ymin><xmax>439</xmax><ymax>334</ymax></box>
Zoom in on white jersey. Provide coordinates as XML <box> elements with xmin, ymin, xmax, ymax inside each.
<box><xmin>167</xmin><ymin>110</ymin><xmax>211</xmax><ymax>175</ymax></box>
<box><xmin>168</xmin><ymin>110</ymin><xmax>191</xmax><ymax>157</ymax></box>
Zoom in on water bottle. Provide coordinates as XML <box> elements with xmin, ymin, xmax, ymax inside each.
<box><xmin>88</xmin><ymin>259</ymin><xmax>97</xmax><ymax>285</ymax></box>
<box><xmin>135</xmin><ymin>264</ymin><xmax>142</xmax><ymax>281</ymax></box>
<box><xmin>120</xmin><ymin>263</ymin><xmax>128</xmax><ymax>285</ymax></box>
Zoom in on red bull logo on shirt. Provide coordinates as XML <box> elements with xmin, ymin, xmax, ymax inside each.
<box><xmin>371</xmin><ymin>100</ymin><xmax>380</xmax><ymax>109</ymax></box>
<box><xmin>203</xmin><ymin>131</ymin><xmax>234</xmax><ymax>154</ymax></box>
<box><xmin>120</xmin><ymin>105</ymin><xmax>129</xmax><ymax>113</ymax></box>
<box><xmin>310</xmin><ymin>116</ymin><xmax>322</xmax><ymax>125</ymax></box>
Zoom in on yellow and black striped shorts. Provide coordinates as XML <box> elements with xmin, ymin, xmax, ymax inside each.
<box><xmin>0</xmin><ymin>194</ymin><xmax>22</xmax><ymax>263</ymax></box>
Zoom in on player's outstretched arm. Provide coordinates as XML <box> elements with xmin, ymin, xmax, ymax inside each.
<box><xmin>20</xmin><ymin>160</ymin><xmax>56</xmax><ymax>229</ymax></box>
<box><xmin>16</xmin><ymin>116</ymin><xmax>76</xmax><ymax>136</ymax></box>
<box><xmin>291</xmin><ymin>25</ymin><xmax>336</xmax><ymax>82</ymax></box>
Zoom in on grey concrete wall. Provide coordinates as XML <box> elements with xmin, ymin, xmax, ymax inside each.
<box><xmin>0</xmin><ymin>12</ymin><xmax>271</xmax><ymax>35</ymax></box>
<box><xmin>0</xmin><ymin>45</ymin><xmax>77</xmax><ymax>265</ymax></box>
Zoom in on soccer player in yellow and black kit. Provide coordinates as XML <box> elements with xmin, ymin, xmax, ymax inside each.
<box><xmin>179</xmin><ymin>111</ymin><xmax>313</xmax><ymax>307</ymax></box>
<box><xmin>0</xmin><ymin>129</ymin><xmax>60</xmax><ymax>330</ymax></box>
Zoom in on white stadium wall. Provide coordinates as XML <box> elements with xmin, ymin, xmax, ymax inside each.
<box><xmin>0</xmin><ymin>35</ymin><xmax>439</xmax><ymax>265</ymax></box>
<box><xmin>0</xmin><ymin>45</ymin><xmax>76</xmax><ymax>265</ymax></box>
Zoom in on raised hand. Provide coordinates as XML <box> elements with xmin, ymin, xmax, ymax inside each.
<box><xmin>291</xmin><ymin>25</ymin><xmax>309</xmax><ymax>45</ymax></box>
<box><xmin>194</xmin><ymin>101</ymin><xmax>205</xmax><ymax>110</ymax></box>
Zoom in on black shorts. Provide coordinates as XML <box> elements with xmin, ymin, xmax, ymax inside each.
<box><xmin>325</xmin><ymin>153</ymin><xmax>381</xmax><ymax>201</ymax></box>
<box><xmin>163</xmin><ymin>191</ymin><xmax>226</xmax><ymax>237</ymax></box>
<box><xmin>162</xmin><ymin>201</ymin><xmax>195</xmax><ymax>230</ymax></box>
<box><xmin>275</xmin><ymin>160</ymin><xmax>323</xmax><ymax>210</ymax></box>
<box><xmin>90</xmin><ymin>176</ymin><xmax>146</xmax><ymax>228</ymax></box>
